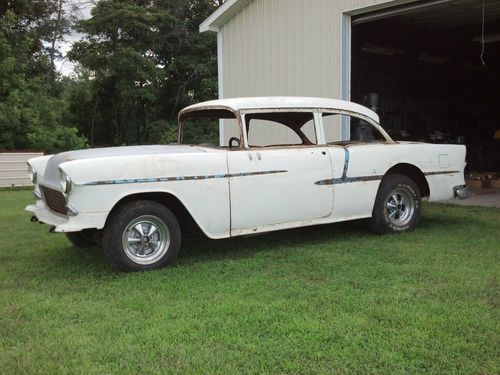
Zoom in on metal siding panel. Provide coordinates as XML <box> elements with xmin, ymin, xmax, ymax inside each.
<box><xmin>0</xmin><ymin>152</ymin><xmax>43</xmax><ymax>187</ymax></box>
<box><xmin>246</xmin><ymin>2</ymin><xmax>253</xmax><ymax>94</ymax></box>
<box><xmin>221</xmin><ymin>24</ymin><xmax>230</xmax><ymax>96</ymax></box>
<box><xmin>256</xmin><ymin>0</ymin><xmax>263</xmax><ymax>96</ymax></box>
<box><xmin>241</xmin><ymin>2</ymin><xmax>249</xmax><ymax>94</ymax></box>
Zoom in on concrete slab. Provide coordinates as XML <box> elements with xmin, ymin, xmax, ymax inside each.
<box><xmin>439</xmin><ymin>188</ymin><xmax>500</xmax><ymax>208</ymax></box>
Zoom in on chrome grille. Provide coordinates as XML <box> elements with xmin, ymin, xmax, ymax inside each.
<box><xmin>41</xmin><ymin>186</ymin><xmax>68</xmax><ymax>215</ymax></box>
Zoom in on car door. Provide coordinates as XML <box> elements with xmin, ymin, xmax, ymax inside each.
<box><xmin>227</xmin><ymin>111</ymin><xmax>333</xmax><ymax>235</ymax></box>
<box><xmin>321</xmin><ymin>112</ymin><xmax>391</xmax><ymax>220</ymax></box>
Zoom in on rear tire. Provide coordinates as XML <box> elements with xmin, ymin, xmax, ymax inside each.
<box><xmin>103</xmin><ymin>200</ymin><xmax>181</xmax><ymax>272</ymax></box>
<box><xmin>370</xmin><ymin>174</ymin><xmax>421</xmax><ymax>234</ymax></box>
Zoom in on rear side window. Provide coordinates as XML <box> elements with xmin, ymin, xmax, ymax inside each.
<box><xmin>322</xmin><ymin>113</ymin><xmax>386</xmax><ymax>144</ymax></box>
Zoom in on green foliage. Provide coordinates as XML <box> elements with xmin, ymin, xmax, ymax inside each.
<box><xmin>149</xmin><ymin>120</ymin><xmax>178</xmax><ymax>144</ymax></box>
<box><xmin>0</xmin><ymin>4</ymin><xmax>88</xmax><ymax>153</ymax></box>
<box><xmin>182</xmin><ymin>119</ymin><xmax>220</xmax><ymax>145</ymax></box>
<box><xmin>27</xmin><ymin>124</ymin><xmax>88</xmax><ymax>153</ymax></box>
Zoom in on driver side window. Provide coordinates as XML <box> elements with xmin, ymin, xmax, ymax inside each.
<box><xmin>245</xmin><ymin>112</ymin><xmax>317</xmax><ymax>148</ymax></box>
<box><xmin>220</xmin><ymin>118</ymin><xmax>241</xmax><ymax>147</ymax></box>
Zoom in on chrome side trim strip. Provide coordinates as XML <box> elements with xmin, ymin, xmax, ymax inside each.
<box><xmin>84</xmin><ymin>170</ymin><xmax>288</xmax><ymax>186</ymax></box>
<box><xmin>315</xmin><ymin>175</ymin><xmax>384</xmax><ymax>186</ymax></box>
<box><xmin>315</xmin><ymin>157</ymin><xmax>460</xmax><ymax>187</ymax></box>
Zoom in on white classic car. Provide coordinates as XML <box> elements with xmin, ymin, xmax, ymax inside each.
<box><xmin>26</xmin><ymin>97</ymin><xmax>470</xmax><ymax>271</ymax></box>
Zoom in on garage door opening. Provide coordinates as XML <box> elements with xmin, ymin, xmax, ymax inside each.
<box><xmin>351</xmin><ymin>0</ymin><xmax>500</xmax><ymax>173</ymax></box>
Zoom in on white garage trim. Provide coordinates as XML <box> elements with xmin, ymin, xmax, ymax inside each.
<box><xmin>200</xmin><ymin>0</ymin><xmax>252</xmax><ymax>33</ymax></box>
<box><xmin>340</xmin><ymin>13</ymin><xmax>351</xmax><ymax>141</ymax></box>
<box><xmin>352</xmin><ymin>0</ymin><xmax>453</xmax><ymax>25</ymax></box>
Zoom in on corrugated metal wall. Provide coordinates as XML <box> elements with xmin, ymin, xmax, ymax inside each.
<box><xmin>222</xmin><ymin>0</ymin><xmax>332</xmax><ymax>98</ymax></box>
<box><xmin>0</xmin><ymin>153</ymin><xmax>43</xmax><ymax>187</ymax></box>
<box><xmin>218</xmin><ymin>0</ymin><xmax>407</xmax><ymax>143</ymax></box>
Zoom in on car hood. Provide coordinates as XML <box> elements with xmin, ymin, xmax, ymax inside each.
<box><xmin>40</xmin><ymin>145</ymin><xmax>211</xmax><ymax>189</ymax></box>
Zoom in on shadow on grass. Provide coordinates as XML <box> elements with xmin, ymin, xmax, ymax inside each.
<box><xmin>178</xmin><ymin>219</ymin><xmax>374</xmax><ymax>262</ymax></box>
<box><xmin>36</xmin><ymin>210</ymin><xmax>470</xmax><ymax>278</ymax></box>
<box><xmin>179</xmin><ymin>207</ymin><xmax>477</xmax><ymax>264</ymax></box>
<box><xmin>39</xmin><ymin>220</ymin><xmax>372</xmax><ymax>278</ymax></box>
<box><xmin>418</xmin><ymin>214</ymin><xmax>467</xmax><ymax>230</ymax></box>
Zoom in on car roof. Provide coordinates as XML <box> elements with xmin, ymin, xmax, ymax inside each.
<box><xmin>180</xmin><ymin>96</ymin><xmax>380</xmax><ymax>124</ymax></box>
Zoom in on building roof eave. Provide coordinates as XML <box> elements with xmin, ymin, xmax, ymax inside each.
<box><xmin>200</xmin><ymin>0</ymin><xmax>251</xmax><ymax>33</ymax></box>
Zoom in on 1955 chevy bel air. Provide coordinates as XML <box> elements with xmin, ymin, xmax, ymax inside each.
<box><xmin>26</xmin><ymin>97</ymin><xmax>470</xmax><ymax>271</ymax></box>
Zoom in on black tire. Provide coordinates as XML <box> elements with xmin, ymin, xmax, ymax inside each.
<box><xmin>103</xmin><ymin>200</ymin><xmax>181</xmax><ymax>272</ymax></box>
<box><xmin>370</xmin><ymin>174</ymin><xmax>421</xmax><ymax>234</ymax></box>
<box><xmin>65</xmin><ymin>230</ymin><xmax>98</xmax><ymax>248</ymax></box>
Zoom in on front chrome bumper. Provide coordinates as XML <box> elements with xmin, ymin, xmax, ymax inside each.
<box><xmin>26</xmin><ymin>200</ymin><xmax>107</xmax><ymax>233</ymax></box>
<box><xmin>453</xmin><ymin>185</ymin><xmax>472</xmax><ymax>200</ymax></box>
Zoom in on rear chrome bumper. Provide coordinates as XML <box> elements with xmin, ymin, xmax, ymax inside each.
<box><xmin>453</xmin><ymin>185</ymin><xmax>472</xmax><ymax>200</ymax></box>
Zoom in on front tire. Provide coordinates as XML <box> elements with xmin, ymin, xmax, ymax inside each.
<box><xmin>103</xmin><ymin>201</ymin><xmax>181</xmax><ymax>271</ymax></box>
<box><xmin>65</xmin><ymin>230</ymin><xmax>99</xmax><ymax>248</ymax></box>
<box><xmin>370</xmin><ymin>174</ymin><xmax>421</xmax><ymax>234</ymax></box>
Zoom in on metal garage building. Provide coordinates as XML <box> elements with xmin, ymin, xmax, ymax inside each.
<box><xmin>201</xmin><ymin>0</ymin><xmax>500</xmax><ymax>172</ymax></box>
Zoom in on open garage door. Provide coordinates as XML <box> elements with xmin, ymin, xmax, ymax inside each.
<box><xmin>351</xmin><ymin>0</ymin><xmax>500</xmax><ymax>177</ymax></box>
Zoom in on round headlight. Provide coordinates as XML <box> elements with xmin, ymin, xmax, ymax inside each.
<box><xmin>27</xmin><ymin>164</ymin><xmax>37</xmax><ymax>184</ymax></box>
<box><xmin>60</xmin><ymin>170</ymin><xmax>72</xmax><ymax>194</ymax></box>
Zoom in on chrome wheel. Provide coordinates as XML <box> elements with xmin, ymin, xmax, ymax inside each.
<box><xmin>385</xmin><ymin>188</ymin><xmax>415</xmax><ymax>226</ymax></box>
<box><xmin>121</xmin><ymin>215</ymin><xmax>170</xmax><ymax>265</ymax></box>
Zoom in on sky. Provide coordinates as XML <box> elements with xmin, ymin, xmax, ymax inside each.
<box><xmin>54</xmin><ymin>0</ymin><xmax>93</xmax><ymax>76</ymax></box>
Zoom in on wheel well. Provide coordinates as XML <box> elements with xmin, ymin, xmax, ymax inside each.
<box><xmin>384</xmin><ymin>163</ymin><xmax>430</xmax><ymax>197</ymax></box>
<box><xmin>106</xmin><ymin>192</ymin><xmax>205</xmax><ymax>238</ymax></box>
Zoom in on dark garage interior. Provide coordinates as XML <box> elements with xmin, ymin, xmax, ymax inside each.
<box><xmin>351</xmin><ymin>0</ymin><xmax>500</xmax><ymax>177</ymax></box>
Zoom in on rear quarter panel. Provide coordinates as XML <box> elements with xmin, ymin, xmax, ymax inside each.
<box><xmin>331</xmin><ymin>142</ymin><xmax>466</xmax><ymax>220</ymax></box>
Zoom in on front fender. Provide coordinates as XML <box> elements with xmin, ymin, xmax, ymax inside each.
<box><xmin>66</xmin><ymin>180</ymin><xmax>231</xmax><ymax>239</ymax></box>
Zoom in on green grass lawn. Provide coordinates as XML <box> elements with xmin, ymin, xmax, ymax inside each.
<box><xmin>0</xmin><ymin>190</ymin><xmax>498</xmax><ymax>374</ymax></box>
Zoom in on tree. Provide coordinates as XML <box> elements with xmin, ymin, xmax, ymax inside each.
<box><xmin>69</xmin><ymin>0</ymin><xmax>221</xmax><ymax>146</ymax></box>
<box><xmin>0</xmin><ymin>1</ymin><xmax>88</xmax><ymax>153</ymax></box>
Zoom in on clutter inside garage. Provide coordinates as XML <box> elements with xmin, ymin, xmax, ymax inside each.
<box><xmin>351</xmin><ymin>0</ymin><xmax>500</xmax><ymax>191</ymax></box>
